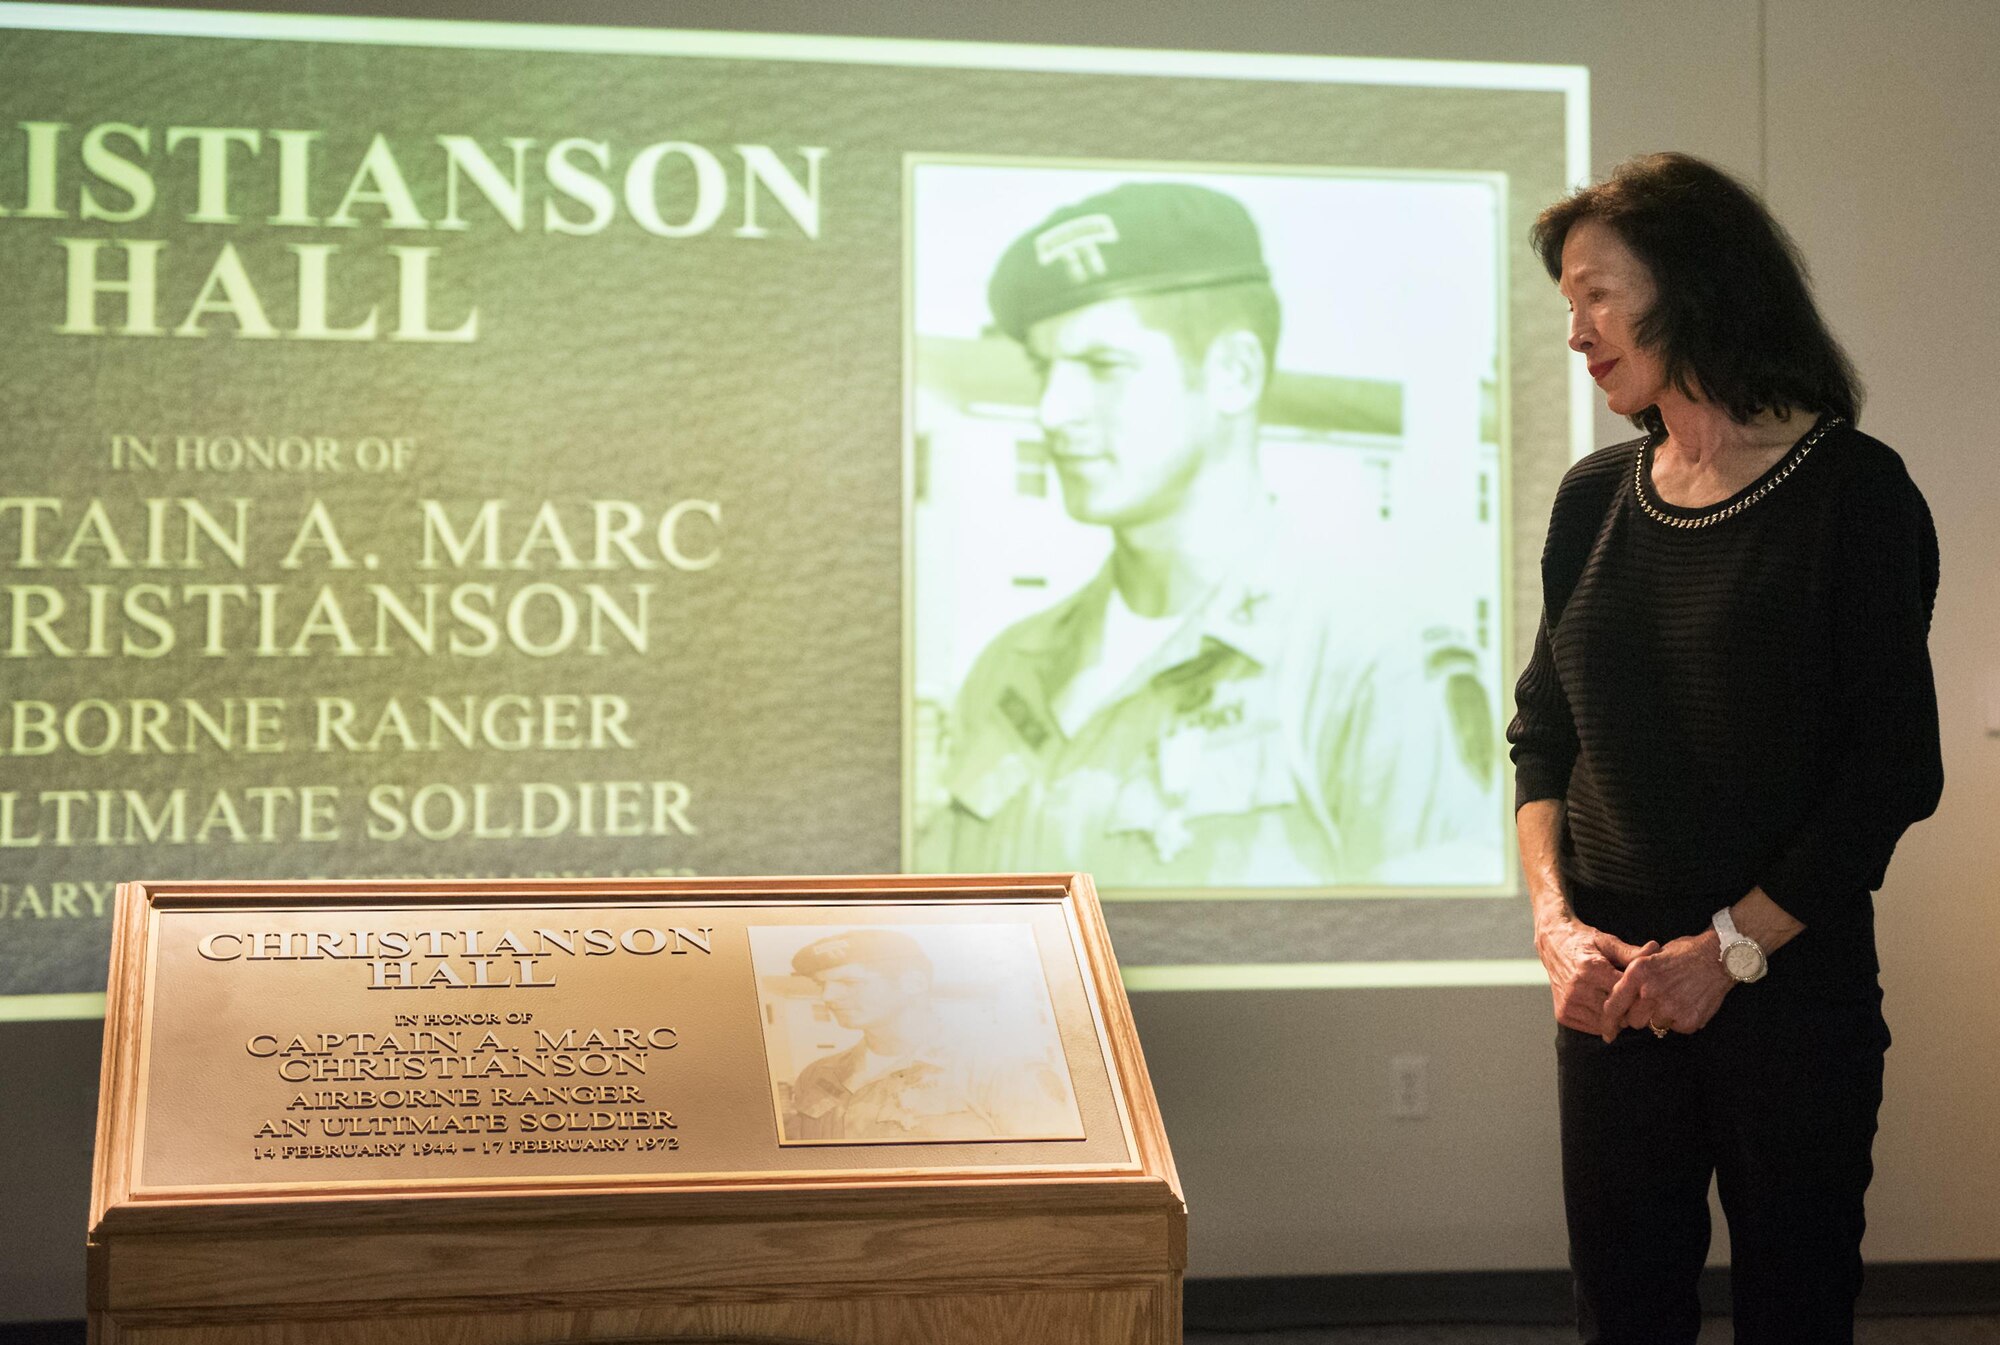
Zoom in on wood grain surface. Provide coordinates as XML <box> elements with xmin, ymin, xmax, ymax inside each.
<box><xmin>89</xmin><ymin>874</ymin><xmax>1184</xmax><ymax>1345</ymax></box>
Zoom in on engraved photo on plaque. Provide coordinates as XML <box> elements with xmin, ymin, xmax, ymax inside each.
<box><xmin>751</xmin><ymin>923</ymin><xmax>1085</xmax><ymax>1144</ymax></box>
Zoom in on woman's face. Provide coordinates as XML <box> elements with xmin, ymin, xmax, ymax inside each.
<box><xmin>1559</xmin><ymin>218</ymin><xmax>1670</xmax><ymax>418</ymax></box>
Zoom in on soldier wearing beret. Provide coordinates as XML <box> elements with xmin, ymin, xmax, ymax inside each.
<box><xmin>781</xmin><ymin>928</ymin><xmax>1076</xmax><ymax>1142</ymax></box>
<box><xmin>919</xmin><ymin>180</ymin><xmax>1500</xmax><ymax>887</ymax></box>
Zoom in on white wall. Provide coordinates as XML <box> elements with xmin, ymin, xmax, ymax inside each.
<box><xmin>1761</xmin><ymin>0</ymin><xmax>2000</xmax><ymax>1264</ymax></box>
<box><xmin>3</xmin><ymin>0</ymin><xmax>1995</xmax><ymax>1318</ymax></box>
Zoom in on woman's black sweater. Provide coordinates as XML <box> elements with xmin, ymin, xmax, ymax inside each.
<box><xmin>1508</xmin><ymin>418</ymin><xmax>1942</xmax><ymax>972</ymax></box>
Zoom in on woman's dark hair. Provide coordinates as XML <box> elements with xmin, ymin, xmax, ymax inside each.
<box><xmin>1531</xmin><ymin>152</ymin><xmax>1860</xmax><ymax>434</ymax></box>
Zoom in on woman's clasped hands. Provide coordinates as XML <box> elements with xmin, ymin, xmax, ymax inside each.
<box><xmin>1537</xmin><ymin>919</ymin><xmax>1734</xmax><ymax>1042</ymax></box>
<box><xmin>1597</xmin><ymin>931</ymin><xmax>1735</xmax><ymax>1042</ymax></box>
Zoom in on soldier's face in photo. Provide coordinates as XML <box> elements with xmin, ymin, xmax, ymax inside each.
<box><xmin>1027</xmin><ymin>298</ymin><xmax>1215</xmax><ymax>528</ymax></box>
<box><xmin>814</xmin><ymin>961</ymin><xmax>926</xmax><ymax>1030</ymax></box>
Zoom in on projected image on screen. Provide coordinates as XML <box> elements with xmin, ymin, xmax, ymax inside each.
<box><xmin>908</xmin><ymin>162</ymin><xmax>1507</xmax><ymax>894</ymax></box>
<box><xmin>0</xmin><ymin>5</ymin><xmax>1584</xmax><ymax>1010</ymax></box>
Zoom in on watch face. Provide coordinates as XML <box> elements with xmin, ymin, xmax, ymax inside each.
<box><xmin>1723</xmin><ymin>940</ymin><xmax>1766</xmax><ymax>981</ymax></box>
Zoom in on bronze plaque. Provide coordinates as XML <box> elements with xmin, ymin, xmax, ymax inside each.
<box><xmin>109</xmin><ymin>878</ymin><xmax>1138</xmax><ymax>1200</ymax></box>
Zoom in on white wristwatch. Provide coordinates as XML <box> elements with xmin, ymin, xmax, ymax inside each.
<box><xmin>1712</xmin><ymin>906</ymin><xmax>1768</xmax><ymax>983</ymax></box>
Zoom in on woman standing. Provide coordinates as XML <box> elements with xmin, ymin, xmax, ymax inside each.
<box><xmin>1509</xmin><ymin>153</ymin><xmax>1942</xmax><ymax>1343</ymax></box>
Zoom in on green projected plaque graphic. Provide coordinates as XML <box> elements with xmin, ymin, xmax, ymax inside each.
<box><xmin>0</xmin><ymin>6</ymin><xmax>1584</xmax><ymax>1012</ymax></box>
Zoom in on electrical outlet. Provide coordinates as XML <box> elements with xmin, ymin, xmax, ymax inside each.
<box><xmin>1389</xmin><ymin>1054</ymin><xmax>1430</xmax><ymax>1119</ymax></box>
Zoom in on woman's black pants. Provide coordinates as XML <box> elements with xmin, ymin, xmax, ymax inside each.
<box><xmin>1556</xmin><ymin>975</ymin><xmax>1887</xmax><ymax>1345</ymax></box>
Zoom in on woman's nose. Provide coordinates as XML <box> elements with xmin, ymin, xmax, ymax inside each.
<box><xmin>1567</xmin><ymin>308</ymin><xmax>1593</xmax><ymax>353</ymax></box>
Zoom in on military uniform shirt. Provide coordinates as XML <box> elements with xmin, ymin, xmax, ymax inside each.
<box><xmin>786</xmin><ymin>1039</ymin><xmax>1077</xmax><ymax>1141</ymax></box>
<box><xmin>921</xmin><ymin>529</ymin><xmax>1502</xmax><ymax>888</ymax></box>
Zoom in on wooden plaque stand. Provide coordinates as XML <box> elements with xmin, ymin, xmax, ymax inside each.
<box><xmin>89</xmin><ymin>874</ymin><xmax>1184</xmax><ymax>1344</ymax></box>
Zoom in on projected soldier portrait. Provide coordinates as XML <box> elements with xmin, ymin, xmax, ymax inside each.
<box><xmin>908</xmin><ymin>164</ymin><xmax>1509</xmax><ymax>891</ymax></box>
<box><xmin>752</xmin><ymin>925</ymin><xmax>1084</xmax><ymax>1145</ymax></box>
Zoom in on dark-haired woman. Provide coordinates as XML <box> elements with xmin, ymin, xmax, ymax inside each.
<box><xmin>1509</xmin><ymin>152</ymin><xmax>1942</xmax><ymax>1343</ymax></box>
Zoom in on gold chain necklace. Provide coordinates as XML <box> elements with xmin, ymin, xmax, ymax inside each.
<box><xmin>1632</xmin><ymin>416</ymin><xmax>1844</xmax><ymax>530</ymax></box>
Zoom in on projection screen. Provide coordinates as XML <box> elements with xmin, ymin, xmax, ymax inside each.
<box><xmin>0</xmin><ymin>4</ymin><xmax>1587</xmax><ymax>1016</ymax></box>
